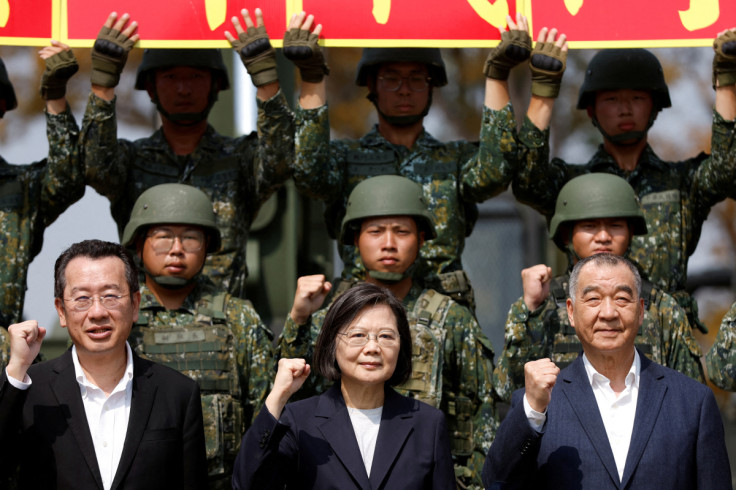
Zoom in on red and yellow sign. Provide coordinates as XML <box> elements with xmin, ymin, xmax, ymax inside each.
<box><xmin>526</xmin><ymin>0</ymin><xmax>736</xmax><ymax>48</ymax></box>
<box><xmin>0</xmin><ymin>0</ymin><xmax>731</xmax><ymax>48</ymax></box>
<box><xmin>0</xmin><ymin>0</ymin><xmax>57</xmax><ymax>45</ymax></box>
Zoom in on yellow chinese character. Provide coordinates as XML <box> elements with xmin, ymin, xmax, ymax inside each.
<box><xmin>467</xmin><ymin>0</ymin><xmax>509</xmax><ymax>29</ymax></box>
<box><xmin>205</xmin><ymin>0</ymin><xmax>227</xmax><ymax>31</ymax></box>
<box><xmin>564</xmin><ymin>0</ymin><xmax>583</xmax><ymax>16</ymax></box>
<box><xmin>0</xmin><ymin>0</ymin><xmax>9</xmax><ymax>29</ymax></box>
<box><xmin>373</xmin><ymin>0</ymin><xmax>391</xmax><ymax>24</ymax></box>
<box><xmin>679</xmin><ymin>0</ymin><xmax>719</xmax><ymax>31</ymax></box>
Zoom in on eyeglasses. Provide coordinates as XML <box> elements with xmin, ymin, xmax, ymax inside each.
<box><xmin>65</xmin><ymin>294</ymin><xmax>129</xmax><ymax>312</ymax></box>
<box><xmin>337</xmin><ymin>328</ymin><xmax>400</xmax><ymax>347</ymax></box>
<box><xmin>146</xmin><ymin>230</ymin><xmax>205</xmax><ymax>253</ymax></box>
<box><xmin>378</xmin><ymin>74</ymin><xmax>431</xmax><ymax>92</ymax></box>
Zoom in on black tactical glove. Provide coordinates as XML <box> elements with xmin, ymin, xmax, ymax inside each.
<box><xmin>530</xmin><ymin>41</ymin><xmax>566</xmax><ymax>98</ymax></box>
<box><xmin>483</xmin><ymin>30</ymin><xmax>531</xmax><ymax>80</ymax></box>
<box><xmin>713</xmin><ymin>30</ymin><xmax>736</xmax><ymax>89</ymax></box>
<box><xmin>231</xmin><ymin>25</ymin><xmax>278</xmax><ymax>87</ymax></box>
<box><xmin>40</xmin><ymin>49</ymin><xmax>79</xmax><ymax>100</ymax></box>
<box><xmin>91</xmin><ymin>25</ymin><xmax>136</xmax><ymax>87</ymax></box>
<box><xmin>283</xmin><ymin>28</ymin><xmax>329</xmax><ymax>83</ymax></box>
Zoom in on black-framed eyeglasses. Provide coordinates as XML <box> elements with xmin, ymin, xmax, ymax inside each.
<box><xmin>337</xmin><ymin>328</ymin><xmax>400</xmax><ymax>347</ymax></box>
<box><xmin>65</xmin><ymin>294</ymin><xmax>129</xmax><ymax>312</ymax></box>
<box><xmin>146</xmin><ymin>229</ymin><xmax>205</xmax><ymax>253</ymax></box>
<box><xmin>378</xmin><ymin>74</ymin><xmax>431</xmax><ymax>92</ymax></box>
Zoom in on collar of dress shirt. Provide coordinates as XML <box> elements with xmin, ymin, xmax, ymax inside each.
<box><xmin>71</xmin><ymin>342</ymin><xmax>134</xmax><ymax>395</ymax></box>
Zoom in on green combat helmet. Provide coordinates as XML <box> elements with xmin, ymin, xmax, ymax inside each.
<box><xmin>134</xmin><ymin>49</ymin><xmax>230</xmax><ymax>124</ymax></box>
<box><xmin>577</xmin><ymin>49</ymin><xmax>671</xmax><ymax>143</ymax></box>
<box><xmin>549</xmin><ymin>173</ymin><xmax>648</xmax><ymax>259</ymax></box>
<box><xmin>356</xmin><ymin>48</ymin><xmax>447</xmax><ymax>126</ymax></box>
<box><xmin>123</xmin><ymin>183</ymin><xmax>221</xmax><ymax>287</ymax></box>
<box><xmin>341</xmin><ymin>175</ymin><xmax>435</xmax><ymax>283</ymax></box>
<box><xmin>0</xmin><ymin>57</ymin><xmax>17</xmax><ymax>116</ymax></box>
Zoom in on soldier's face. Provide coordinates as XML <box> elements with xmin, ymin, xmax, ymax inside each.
<box><xmin>152</xmin><ymin>67</ymin><xmax>212</xmax><ymax>115</ymax></box>
<box><xmin>141</xmin><ymin>224</ymin><xmax>208</xmax><ymax>282</ymax></box>
<box><xmin>372</xmin><ymin>62</ymin><xmax>430</xmax><ymax>119</ymax></box>
<box><xmin>357</xmin><ymin>216</ymin><xmax>423</xmax><ymax>276</ymax></box>
<box><xmin>589</xmin><ymin>89</ymin><xmax>654</xmax><ymax>141</ymax></box>
<box><xmin>567</xmin><ymin>262</ymin><xmax>644</xmax><ymax>358</ymax></box>
<box><xmin>55</xmin><ymin>256</ymin><xmax>140</xmax><ymax>360</ymax></box>
<box><xmin>570</xmin><ymin>218</ymin><xmax>631</xmax><ymax>259</ymax></box>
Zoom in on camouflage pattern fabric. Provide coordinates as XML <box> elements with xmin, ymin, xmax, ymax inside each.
<box><xmin>0</xmin><ymin>327</ymin><xmax>9</xmax><ymax>372</ymax></box>
<box><xmin>493</xmin><ymin>274</ymin><xmax>705</xmax><ymax>403</ymax></box>
<box><xmin>292</xmin><ymin>103</ymin><xmax>517</xmax><ymax>283</ymax></box>
<box><xmin>706</xmin><ymin>301</ymin><xmax>736</xmax><ymax>391</ymax></box>
<box><xmin>0</xmin><ymin>107</ymin><xmax>84</xmax><ymax>331</ymax></box>
<box><xmin>278</xmin><ymin>282</ymin><xmax>497</xmax><ymax>489</ymax></box>
<box><xmin>512</xmin><ymin>110</ymin><xmax>736</xmax><ymax>332</ymax></box>
<box><xmin>129</xmin><ymin>277</ymin><xmax>274</xmax><ymax>488</ymax></box>
<box><xmin>80</xmin><ymin>90</ymin><xmax>294</xmax><ymax>298</ymax></box>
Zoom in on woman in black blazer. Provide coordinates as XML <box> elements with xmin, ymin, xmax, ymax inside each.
<box><xmin>233</xmin><ymin>283</ymin><xmax>455</xmax><ymax>489</ymax></box>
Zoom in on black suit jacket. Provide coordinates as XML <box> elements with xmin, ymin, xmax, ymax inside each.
<box><xmin>233</xmin><ymin>383</ymin><xmax>455</xmax><ymax>489</ymax></box>
<box><xmin>0</xmin><ymin>349</ymin><xmax>208</xmax><ymax>489</ymax></box>
<box><xmin>483</xmin><ymin>353</ymin><xmax>731</xmax><ymax>489</ymax></box>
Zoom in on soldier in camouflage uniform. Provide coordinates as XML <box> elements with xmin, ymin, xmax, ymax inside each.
<box><xmin>0</xmin><ymin>44</ymin><xmax>85</xmax><ymax>365</ymax></box>
<box><xmin>706</xmin><ymin>301</ymin><xmax>736</xmax><ymax>390</ymax></box>
<box><xmin>122</xmin><ymin>183</ymin><xmax>274</xmax><ymax>488</ymax></box>
<box><xmin>79</xmin><ymin>11</ymin><xmax>293</xmax><ymax>298</ymax></box>
<box><xmin>279</xmin><ymin>175</ymin><xmax>497</xmax><ymax>489</ymax></box>
<box><xmin>282</xmin><ymin>13</ymin><xmax>526</xmax><ymax>308</ymax></box>
<box><xmin>509</xmin><ymin>26</ymin><xmax>736</xmax><ymax>333</ymax></box>
<box><xmin>494</xmin><ymin>174</ymin><xmax>705</xmax><ymax>403</ymax></box>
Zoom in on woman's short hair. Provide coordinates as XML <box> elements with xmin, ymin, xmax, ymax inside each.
<box><xmin>313</xmin><ymin>282</ymin><xmax>412</xmax><ymax>386</ymax></box>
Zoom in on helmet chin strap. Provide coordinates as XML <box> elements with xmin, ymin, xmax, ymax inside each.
<box><xmin>366</xmin><ymin>261</ymin><xmax>419</xmax><ymax>284</ymax></box>
<box><xmin>591</xmin><ymin>108</ymin><xmax>657</xmax><ymax>146</ymax></box>
<box><xmin>152</xmin><ymin>83</ymin><xmax>219</xmax><ymax>126</ymax></box>
<box><xmin>368</xmin><ymin>89</ymin><xmax>432</xmax><ymax>127</ymax></box>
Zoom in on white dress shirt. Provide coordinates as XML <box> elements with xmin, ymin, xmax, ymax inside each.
<box><xmin>72</xmin><ymin>343</ymin><xmax>134</xmax><ymax>490</ymax></box>
<box><xmin>524</xmin><ymin>350</ymin><xmax>640</xmax><ymax>482</ymax></box>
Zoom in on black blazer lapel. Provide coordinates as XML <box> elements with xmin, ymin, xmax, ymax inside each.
<box><xmin>368</xmin><ymin>388</ymin><xmax>415</xmax><ymax>489</ymax></box>
<box><xmin>49</xmin><ymin>351</ymin><xmax>105</xmax><ymax>490</ymax></box>
<box><xmin>316</xmin><ymin>384</ymin><xmax>372</xmax><ymax>489</ymax></box>
<box><xmin>111</xmin><ymin>354</ymin><xmax>158</xmax><ymax>490</ymax></box>
<box><xmin>558</xmin><ymin>358</ymin><xmax>621</xmax><ymax>487</ymax></box>
<box><xmin>620</xmin><ymin>356</ymin><xmax>667</xmax><ymax>488</ymax></box>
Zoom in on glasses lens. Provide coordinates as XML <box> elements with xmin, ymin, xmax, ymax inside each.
<box><xmin>343</xmin><ymin>329</ymin><xmax>399</xmax><ymax>347</ymax></box>
<box><xmin>148</xmin><ymin>231</ymin><xmax>204</xmax><ymax>253</ymax></box>
<box><xmin>68</xmin><ymin>294</ymin><xmax>126</xmax><ymax>311</ymax></box>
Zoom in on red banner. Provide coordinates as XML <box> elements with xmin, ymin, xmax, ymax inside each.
<box><xmin>301</xmin><ymin>0</ymin><xmax>511</xmax><ymax>46</ymax></box>
<box><xmin>0</xmin><ymin>0</ymin><xmax>730</xmax><ymax>47</ymax></box>
<box><xmin>63</xmin><ymin>0</ymin><xmax>288</xmax><ymax>47</ymax></box>
<box><xmin>0</xmin><ymin>0</ymin><xmax>56</xmax><ymax>45</ymax></box>
<box><xmin>527</xmin><ymin>0</ymin><xmax>735</xmax><ymax>48</ymax></box>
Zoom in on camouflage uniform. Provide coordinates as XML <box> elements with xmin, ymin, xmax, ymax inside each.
<box><xmin>279</xmin><ymin>281</ymin><xmax>497</xmax><ymax>489</ymax></box>
<box><xmin>0</xmin><ymin>327</ymin><xmax>9</xmax><ymax>371</ymax></box>
<box><xmin>80</xmin><ymin>91</ymin><xmax>294</xmax><ymax>297</ymax></box>
<box><xmin>129</xmin><ymin>276</ymin><xmax>274</xmax><ymax>488</ymax></box>
<box><xmin>494</xmin><ymin>272</ymin><xmax>705</xmax><ymax>403</ymax></box>
<box><xmin>511</xmin><ymin>110</ymin><xmax>736</xmax><ymax>330</ymax></box>
<box><xmin>706</xmin><ymin>301</ymin><xmax>736</xmax><ymax>390</ymax></box>
<box><xmin>292</xmin><ymin>103</ymin><xmax>517</xmax><ymax>289</ymax></box>
<box><xmin>0</xmin><ymin>107</ymin><xmax>84</xmax><ymax>330</ymax></box>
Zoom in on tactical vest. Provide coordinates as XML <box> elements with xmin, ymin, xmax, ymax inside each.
<box><xmin>131</xmin><ymin>292</ymin><xmax>243</xmax><ymax>479</ymax></box>
<box><xmin>402</xmin><ymin>289</ymin><xmax>474</xmax><ymax>457</ymax></box>
<box><xmin>548</xmin><ymin>274</ymin><xmax>654</xmax><ymax>369</ymax></box>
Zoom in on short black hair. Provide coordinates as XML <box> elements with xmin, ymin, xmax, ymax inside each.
<box><xmin>54</xmin><ymin>240</ymin><xmax>139</xmax><ymax>299</ymax></box>
<box><xmin>313</xmin><ymin>283</ymin><xmax>412</xmax><ymax>386</ymax></box>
